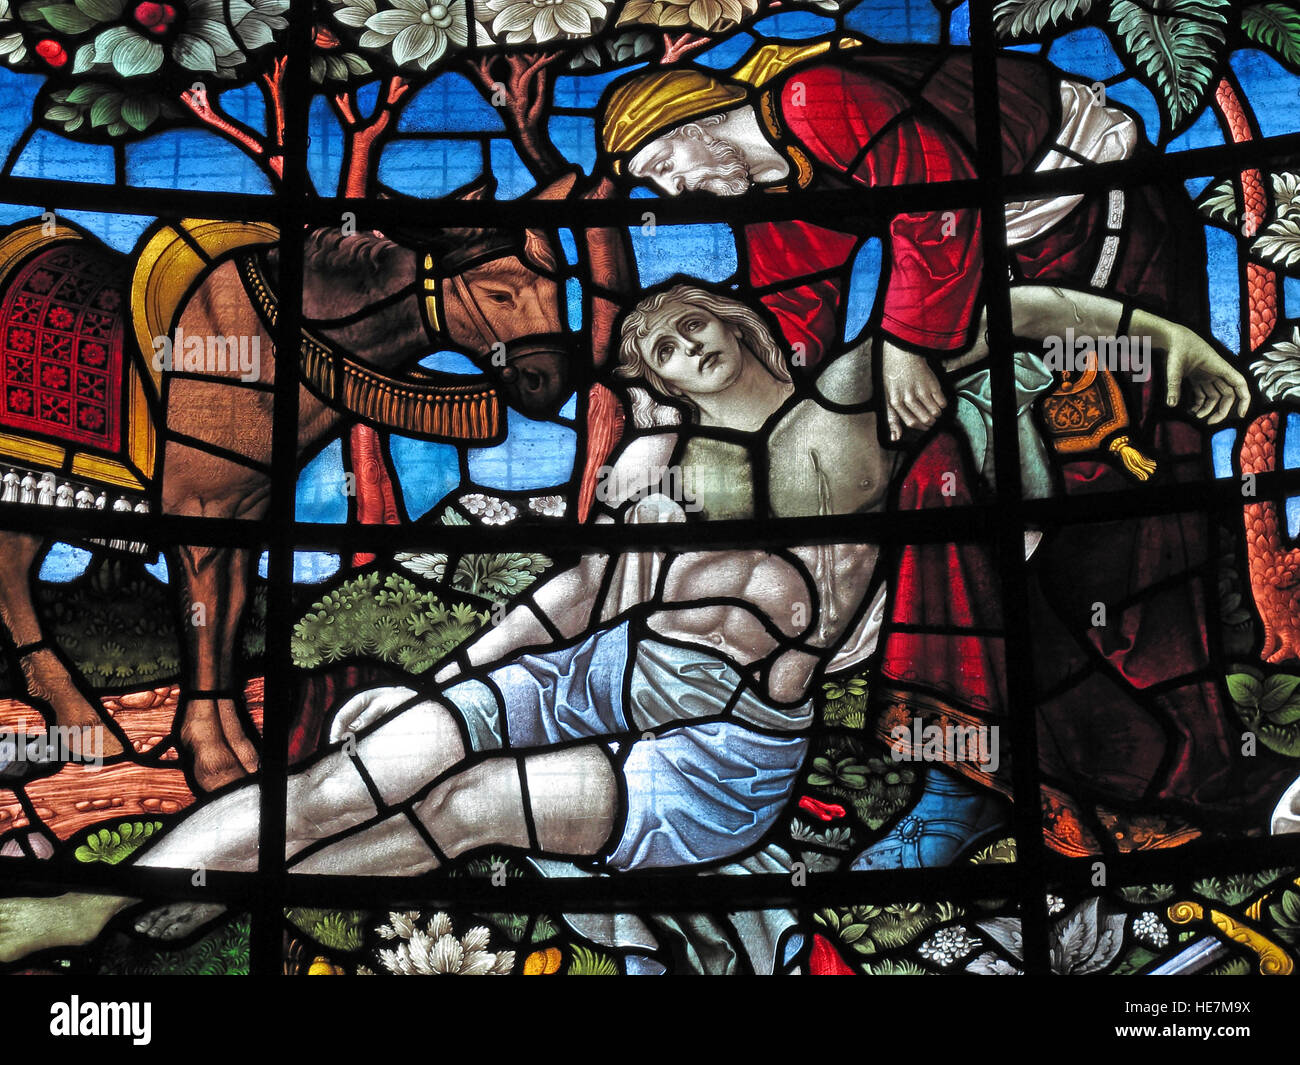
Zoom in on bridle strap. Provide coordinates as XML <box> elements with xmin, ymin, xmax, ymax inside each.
<box><xmin>420</xmin><ymin>252</ymin><xmax>443</xmax><ymax>338</ymax></box>
<box><xmin>420</xmin><ymin>249</ymin><xmax>570</xmax><ymax>367</ymax></box>
<box><xmin>450</xmin><ymin>270</ymin><xmax>504</xmax><ymax>354</ymax></box>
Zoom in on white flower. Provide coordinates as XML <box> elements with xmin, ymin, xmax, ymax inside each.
<box><xmin>377</xmin><ymin>909</ymin><xmax>421</xmax><ymax>939</ymax></box>
<box><xmin>528</xmin><ymin>494</ymin><xmax>566</xmax><ymax>518</ymax></box>
<box><xmin>1046</xmin><ymin>893</ymin><xmax>1065</xmax><ymax>916</ymax></box>
<box><xmin>394</xmin><ymin>551</ymin><xmax>448</xmax><ymax>579</ymax></box>
<box><xmin>460</xmin><ymin>493</ymin><xmax>517</xmax><ymax>525</ymax></box>
<box><xmin>484</xmin><ymin>0</ymin><xmax>608</xmax><ymax>44</ymax></box>
<box><xmin>964</xmin><ymin>951</ymin><xmax>1021</xmax><ymax>975</ymax></box>
<box><xmin>918</xmin><ymin>925</ymin><xmax>982</xmax><ymax>968</ymax></box>
<box><xmin>1132</xmin><ymin>911</ymin><xmax>1169</xmax><ymax>948</ymax></box>
<box><xmin>359</xmin><ymin>0</ymin><xmax>468</xmax><ymax>70</ymax></box>
<box><xmin>374</xmin><ymin>910</ymin><xmax>514</xmax><ymax>975</ymax></box>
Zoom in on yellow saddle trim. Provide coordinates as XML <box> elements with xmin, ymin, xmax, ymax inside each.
<box><xmin>130</xmin><ymin>218</ymin><xmax>280</xmax><ymax>392</ymax></box>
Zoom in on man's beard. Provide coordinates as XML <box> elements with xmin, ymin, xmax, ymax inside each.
<box><xmin>686</xmin><ymin>136</ymin><xmax>753</xmax><ymax>196</ymax></box>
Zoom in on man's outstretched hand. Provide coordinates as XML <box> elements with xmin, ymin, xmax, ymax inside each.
<box><xmin>1138</xmin><ymin>310</ymin><xmax>1251</xmax><ymax>425</ymax></box>
<box><xmin>883</xmin><ymin>340</ymin><xmax>947</xmax><ymax>441</ymax></box>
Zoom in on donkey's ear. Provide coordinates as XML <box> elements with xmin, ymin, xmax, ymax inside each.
<box><xmin>523</xmin><ymin>228</ymin><xmax>558</xmax><ymax>274</ymax></box>
<box><xmin>454</xmin><ymin>174</ymin><xmax>498</xmax><ymax>200</ymax></box>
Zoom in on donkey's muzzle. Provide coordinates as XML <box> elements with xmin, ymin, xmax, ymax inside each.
<box><xmin>497</xmin><ymin>335</ymin><xmax>571</xmax><ymax>417</ymax></box>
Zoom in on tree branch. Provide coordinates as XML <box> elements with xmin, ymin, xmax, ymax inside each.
<box><xmin>260</xmin><ymin>55</ymin><xmax>288</xmax><ymax>154</ymax></box>
<box><xmin>661</xmin><ymin>32</ymin><xmax>709</xmax><ymax>63</ymax></box>
<box><xmin>180</xmin><ymin>88</ymin><xmax>282</xmax><ymax>181</ymax></box>
<box><xmin>330</xmin><ymin>75</ymin><xmax>411</xmax><ymax>197</ymax></box>
<box><xmin>466</xmin><ymin>51</ymin><xmax>565</xmax><ymax>181</ymax></box>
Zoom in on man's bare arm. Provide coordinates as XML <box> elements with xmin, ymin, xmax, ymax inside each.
<box><xmin>939</xmin><ymin>285</ymin><xmax>1249</xmax><ymax>424</ymax></box>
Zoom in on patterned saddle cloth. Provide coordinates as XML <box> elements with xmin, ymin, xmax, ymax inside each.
<box><xmin>1</xmin><ymin>239</ymin><xmax>126</xmax><ymax>453</ymax></box>
<box><xmin>0</xmin><ymin>222</ymin><xmax>154</xmax><ymax>547</ymax></box>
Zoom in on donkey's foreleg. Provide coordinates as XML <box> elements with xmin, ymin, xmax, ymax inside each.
<box><xmin>170</xmin><ymin>543</ymin><xmax>258</xmax><ymax>792</ymax></box>
<box><xmin>0</xmin><ymin>532</ymin><xmax>124</xmax><ymax>757</ymax></box>
<box><xmin>215</xmin><ymin>545</ymin><xmax>260</xmax><ymax>774</ymax></box>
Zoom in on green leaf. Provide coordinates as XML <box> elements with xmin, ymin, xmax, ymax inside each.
<box><xmin>993</xmin><ymin>0</ymin><xmax>1093</xmax><ymax>38</ymax></box>
<box><xmin>1226</xmin><ymin>672</ymin><xmax>1264</xmax><ymax>706</ymax></box>
<box><xmin>172</xmin><ymin>35</ymin><xmax>218</xmax><ymax>73</ymax></box>
<box><xmin>73</xmin><ymin>0</ymin><xmax>124</xmax><ymax>20</ymax></box>
<box><xmin>341</xmin><ymin>52</ymin><xmax>371</xmax><ymax>75</ymax></box>
<box><xmin>88</xmin><ymin>92</ymin><xmax>120</xmax><ymax>127</ymax></box>
<box><xmin>566</xmin><ymin>944</ymin><xmax>618</xmax><ymax>975</ymax></box>
<box><xmin>1109</xmin><ymin>0</ymin><xmax>1230</xmax><ymax>134</ymax></box>
<box><xmin>39</xmin><ymin>3</ymin><xmax>93</xmax><ymax>32</ymax></box>
<box><xmin>120</xmin><ymin>94</ymin><xmax>158</xmax><ymax>131</ymax></box>
<box><xmin>840</xmin><ymin>922</ymin><xmax>868</xmax><ymax>943</ymax></box>
<box><xmin>1266</xmin><ymin>697</ymin><xmax>1300</xmax><ymax>725</ymax></box>
<box><xmin>1261</xmin><ymin>674</ymin><xmax>1300</xmax><ymax>712</ymax></box>
<box><xmin>71</xmin><ymin>42</ymin><xmax>98</xmax><ymax>74</ymax></box>
<box><xmin>1242</xmin><ymin>3</ymin><xmax>1300</xmax><ymax>70</ymax></box>
<box><xmin>99</xmin><ymin>27</ymin><xmax>163</xmax><ymax>78</ymax></box>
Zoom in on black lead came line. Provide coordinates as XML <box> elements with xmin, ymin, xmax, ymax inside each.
<box><xmin>3</xmin><ymin>16</ymin><xmax>1300</xmax><ymax>973</ymax></box>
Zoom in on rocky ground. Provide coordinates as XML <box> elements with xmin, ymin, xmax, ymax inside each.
<box><xmin>0</xmin><ymin>678</ymin><xmax>263</xmax><ymax>845</ymax></box>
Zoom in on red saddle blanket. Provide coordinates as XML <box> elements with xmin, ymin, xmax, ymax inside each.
<box><xmin>1</xmin><ymin>242</ymin><xmax>126</xmax><ymax>453</ymax></box>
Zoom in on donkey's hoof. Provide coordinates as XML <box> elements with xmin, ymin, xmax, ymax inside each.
<box><xmin>187</xmin><ymin>745</ymin><xmax>250</xmax><ymax>794</ymax></box>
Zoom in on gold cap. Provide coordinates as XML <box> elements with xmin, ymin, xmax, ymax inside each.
<box><xmin>600</xmin><ymin>68</ymin><xmax>748</xmax><ymax>174</ymax></box>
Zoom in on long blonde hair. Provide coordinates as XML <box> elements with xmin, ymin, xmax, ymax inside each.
<box><xmin>616</xmin><ymin>285</ymin><xmax>789</xmax><ymax>418</ymax></box>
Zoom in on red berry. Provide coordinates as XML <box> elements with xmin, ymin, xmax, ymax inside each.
<box><xmin>134</xmin><ymin>1</ymin><xmax>163</xmax><ymax>27</ymax></box>
<box><xmin>34</xmin><ymin>39</ymin><xmax>66</xmax><ymax>67</ymax></box>
<box><xmin>160</xmin><ymin>3</ymin><xmax>176</xmax><ymax>21</ymax></box>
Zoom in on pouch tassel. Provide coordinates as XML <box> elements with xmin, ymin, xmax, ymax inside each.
<box><xmin>1108</xmin><ymin>435</ymin><xmax>1157</xmax><ymax>481</ymax></box>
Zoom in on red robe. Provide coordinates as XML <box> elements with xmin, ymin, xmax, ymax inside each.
<box><xmin>743</xmin><ymin>53</ymin><xmax>1292</xmax><ymax>830</ymax></box>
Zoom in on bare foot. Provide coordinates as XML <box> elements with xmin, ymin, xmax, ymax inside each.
<box><xmin>132</xmin><ymin>901</ymin><xmax>227</xmax><ymax>941</ymax></box>
<box><xmin>0</xmin><ymin>892</ymin><xmax>134</xmax><ymax>963</ymax></box>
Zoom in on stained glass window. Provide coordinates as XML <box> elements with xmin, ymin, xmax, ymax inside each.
<box><xmin>0</xmin><ymin>0</ymin><xmax>1298</xmax><ymax>1004</ymax></box>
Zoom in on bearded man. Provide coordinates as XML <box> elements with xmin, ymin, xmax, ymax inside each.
<box><xmin>598</xmin><ymin>41</ymin><xmax>1294</xmax><ymax>846</ymax></box>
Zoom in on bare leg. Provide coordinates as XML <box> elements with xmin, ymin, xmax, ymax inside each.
<box><xmin>0</xmin><ymin>696</ymin><xmax>574</xmax><ymax>960</ymax></box>
<box><xmin>292</xmin><ymin>744</ymin><xmax>617</xmax><ymax>873</ymax></box>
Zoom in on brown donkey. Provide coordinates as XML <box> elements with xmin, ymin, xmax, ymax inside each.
<box><xmin>0</xmin><ymin>171</ymin><xmax>627</xmax><ymax>793</ymax></box>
